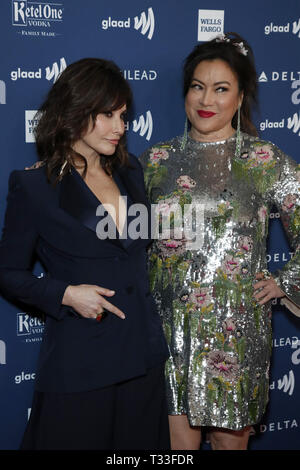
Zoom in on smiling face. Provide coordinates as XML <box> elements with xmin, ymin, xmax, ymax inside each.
<box><xmin>72</xmin><ymin>104</ymin><xmax>127</xmax><ymax>160</ymax></box>
<box><xmin>185</xmin><ymin>59</ymin><xmax>243</xmax><ymax>142</ymax></box>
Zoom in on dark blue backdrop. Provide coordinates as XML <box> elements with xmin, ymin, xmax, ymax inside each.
<box><xmin>0</xmin><ymin>0</ymin><xmax>299</xmax><ymax>450</ymax></box>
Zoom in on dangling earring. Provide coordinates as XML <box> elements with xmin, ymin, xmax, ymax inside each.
<box><xmin>180</xmin><ymin>117</ymin><xmax>188</xmax><ymax>151</ymax></box>
<box><xmin>59</xmin><ymin>159</ymin><xmax>68</xmax><ymax>180</ymax></box>
<box><xmin>234</xmin><ymin>105</ymin><xmax>241</xmax><ymax>159</ymax></box>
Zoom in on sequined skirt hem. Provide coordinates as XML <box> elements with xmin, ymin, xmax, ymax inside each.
<box><xmin>167</xmin><ymin>412</ymin><xmax>264</xmax><ymax>431</ymax></box>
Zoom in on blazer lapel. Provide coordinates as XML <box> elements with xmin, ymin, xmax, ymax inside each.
<box><xmin>58</xmin><ymin>161</ymin><xmax>151</xmax><ymax>250</ymax></box>
<box><xmin>59</xmin><ymin>169</ymin><xmax>123</xmax><ymax>250</ymax></box>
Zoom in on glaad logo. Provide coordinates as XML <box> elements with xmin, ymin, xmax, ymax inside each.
<box><xmin>15</xmin><ymin>371</ymin><xmax>36</xmax><ymax>384</ymax></box>
<box><xmin>291</xmin><ymin>338</ymin><xmax>300</xmax><ymax>365</ymax></box>
<box><xmin>287</xmin><ymin>80</ymin><xmax>300</xmax><ymax>137</ymax></box>
<box><xmin>45</xmin><ymin>57</ymin><xmax>67</xmax><ymax>83</ymax></box>
<box><xmin>264</xmin><ymin>18</ymin><xmax>300</xmax><ymax>38</ymax></box>
<box><xmin>292</xmin><ymin>79</ymin><xmax>300</xmax><ymax>105</ymax></box>
<box><xmin>287</xmin><ymin>112</ymin><xmax>300</xmax><ymax>137</ymax></box>
<box><xmin>132</xmin><ymin>111</ymin><xmax>153</xmax><ymax>141</ymax></box>
<box><xmin>11</xmin><ymin>57</ymin><xmax>66</xmax><ymax>82</ymax></box>
<box><xmin>101</xmin><ymin>7</ymin><xmax>155</xmax><ymax>40</ymax></box>
<box><xmin>260</xmin><ymin>118</ymin><xmax>285</xmax><ymax>131</ymax></box>
<box><xmin>0</xmin><ymin>80</ymin><xmax>6</xmax><ymax>104</ymax></box>
<box><xmin>25</xmin><ymin>110</ymin><xmax>39</xmax><ymax>143</ymax></box>
<box><xmin>134</xmin><ymin>8</ymin><xmax>155</xmax><ymax>40</ymax></box>
<box><xmin>11</xmin><ymin>67</ymin><xmax>41</xmax><ymax>81</ymax></box>
<box><xmin>198</xmin><ymin>9</ymin><xmax>224</xmax><ymax>41</ymax></box>
<box><xmin>12</xmin><ymin>0</ymin><xmax>63</xmax><ymax>26</ymax></box>
<box><xmin>0</xmin><ymin>339</ymin><xmax>6</xmax><ymax>365</ymax></box>
<box><xmin>270</xmin><ymin>370</ymin><xmax>295</xmax><ymax>396</ymax></box>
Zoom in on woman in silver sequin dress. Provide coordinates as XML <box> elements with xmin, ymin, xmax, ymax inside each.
<box><xmin>140</xmin><ymin>33</ymin><xmax>300</xmax><ymax>450</ymax></box>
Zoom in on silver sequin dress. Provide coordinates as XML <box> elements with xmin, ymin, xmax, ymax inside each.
<box><xmin>139</xmin><ymin>132</ymin><xmax>300</xmax><ymax>430</ymax></box>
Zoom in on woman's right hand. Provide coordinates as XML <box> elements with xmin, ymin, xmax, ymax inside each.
<box><xmin>62</xmin><ymin>284</ymin><xmax>125</xmax><ymax>320</ymax></box>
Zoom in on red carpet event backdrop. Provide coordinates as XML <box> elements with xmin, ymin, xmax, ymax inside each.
<box><xmin>0</xmin><ymin>0</ymin><xmax>300</xmax><ymax>450</ymax></box>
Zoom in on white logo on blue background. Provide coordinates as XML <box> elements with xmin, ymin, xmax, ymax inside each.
<box><xmin>132</xmin><ymin>111</ymin><xmax>153</xmax><ymax>141</ymax></box>
<box><xmin>258</xmin><ymin>72</ymin><xmax>268</xmax><ymax>82</ymax></box>
<box><xmin>277</xmin><ymin>370</ymin><xmax>295</xmax><ymax>396</ymax></box>
<box><xmin>264</xmin><ymin>18</ymin><xmax>300</xmax><ymax>38</ymax></box>
<box><xmin>12</xmin><ymin>0</ymin><xmax>63</xmax><ymax>26</ymax></box>
<box><xmin>134</xmin><ymin>8</ymin><xmax>155</xmax><ymax>40</ymax></box>
<box><xmin>17</xmin><ymin>313</ymin><xmax>45</xmax><ymax>336</ymax></box>
<box><xmin>287</xmin><ymin>112</ymin><xmax>300</xmax><ymax>137</ymax></box>
<box><xmin>0</xmin><ymin>340</ymin><xmax>6</xmax><ymax>365</ymax></box>
<box><xmin>101</xmin><ymin>7</ymin><xmax>155</xmax><ymax>40</ymax></box>
<box><xmin>45</xmin><ymin>57</ymin><xmax>67</xmax><ymax>83</ymax></box>
<box><xmin>0</xmin><ymin>80</ymin><xmax>6</xmax><ymax>104</ymax></box>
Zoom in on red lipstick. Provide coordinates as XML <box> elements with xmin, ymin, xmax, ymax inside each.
<box><xmin>197</xmin><ymin>110</ymin><xmax>216</xmax><ymax>118</ymax></box>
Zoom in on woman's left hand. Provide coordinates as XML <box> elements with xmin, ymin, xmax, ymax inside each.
<box><xmin>253</xmin><ymin>273</ymin><xmax>285</xmax><ymax>305</ymax></box>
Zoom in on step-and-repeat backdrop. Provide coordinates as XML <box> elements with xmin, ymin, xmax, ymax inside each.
<box><xmin>0</xmin><ymin>0</ymin><xmax>300</xmax><ymax>450</ymax></box>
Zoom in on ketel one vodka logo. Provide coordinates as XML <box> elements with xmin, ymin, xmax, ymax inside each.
<box><xmin>12</xmin><ymin>0</ymin><xmax>63</xmax><ymax>27</ymax></box>
<box><xmin>17</xmin><ymin>313</ymin><xmax>45</xmax><ymax>337</ymax></box>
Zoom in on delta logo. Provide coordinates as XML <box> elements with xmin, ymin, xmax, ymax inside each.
<box><xmin>264</xmin><ymin>18</ymin><xmax>300</xmax><ymax>38</ymax></box>
<box><xmin>258</xmin><ymin>71</ymin><xmax>300</xmax><ymax>83</ymax></box>
<box><xmin>101</xmin><ymin>7</ymin><xmax>155</xmax><ymax>40</ymax></box>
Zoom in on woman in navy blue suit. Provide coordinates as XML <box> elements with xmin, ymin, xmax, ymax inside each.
<box><xmin>0</xmin><ymin>58</ymin><xmax>170</xmax><ymax>450</ymax></box>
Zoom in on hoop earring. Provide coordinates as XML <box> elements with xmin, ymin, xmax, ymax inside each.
<box><xmin>180</xmin><ymin>117</ymin><xmax>188</xmax><ymax>151</ymax></box>
<box><xmin>234</xmin><ymin>106</ymin><xmax>241</xmax><ymax>159</ymax></box>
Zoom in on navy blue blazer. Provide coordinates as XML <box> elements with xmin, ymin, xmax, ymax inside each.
<box><xmin>0</xmin><ymin>154</ymin><xmax>168</xmax><ymax>393</ymax></box>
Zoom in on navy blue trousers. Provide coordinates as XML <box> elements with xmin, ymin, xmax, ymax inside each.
<box><xmin>20</xmin><ymin>363</ymin><xmax>170</xmax><ymax>450</ymax></box>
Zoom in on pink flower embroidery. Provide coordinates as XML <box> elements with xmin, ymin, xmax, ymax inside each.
<box><xmin>207</xmin><ymin>351</ymin><xmax>239</xmax><ymax>380</ymax></box>
<box><xmin>189</xmin><ymin>287</ymin><xmax>213</xmax><ymax>310</ymax></box>
<box><xmin>156</xmin><ymin>230</ymin><xmax>187</xmax><ymax>258</ymax></box>
<box><xmin>149</xmin><ymin>148</ymin><xmax>169</xmax><ymax>164</ymax></box>
<box><xmin>282</xmin><ymin>194</ymin><xmax>297</xmax><ymax>212</ymax></box>
<box><xmin>238</xmin><ymin>236</ymin><xmax>253</xmax><ymax>252</ymax></box>
<box><xmin>221</xmin><ymin>255</ymin><xmax>241</xmax><ymax>279</ymax></box>
<box><xmin>247</xmin><ymin>145</ymin><xmax>274</xmax><ymax>168</ymax></box>
<box><xmin>255</xmin><ymin>146</ymin><xmax>274</xmax><ymax>163</ymax></box>
<box><xmin>222</xmin><ymin>318</ymin><xmax>236</xmax><ymax>334</ymax></box>
<box><xmin>176</xmin><ymin>175</ymin><xmax>197</xmax><ymax>190</ymax></box>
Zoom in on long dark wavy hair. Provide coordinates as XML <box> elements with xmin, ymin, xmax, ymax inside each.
<box><xmin>34</xmin><ymin>58</ymin><xmax>132</xmax><ymax>183</ymax></box>
<box><xmin>183</xmin><ymin>32</ymin><xmax>258</xmax><ymax>136</ymax></box>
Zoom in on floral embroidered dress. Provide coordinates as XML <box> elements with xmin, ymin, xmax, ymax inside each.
<box><xmin>139</xmin><ymin>133</ymin><xmax>300</xmax><ymax>430</ymax></box>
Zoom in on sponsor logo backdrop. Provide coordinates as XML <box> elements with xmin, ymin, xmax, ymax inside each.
<box><xmin>0</xmin><ymin>0</ymin><xmax>300</xmax><ymax>450</ymax></box>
